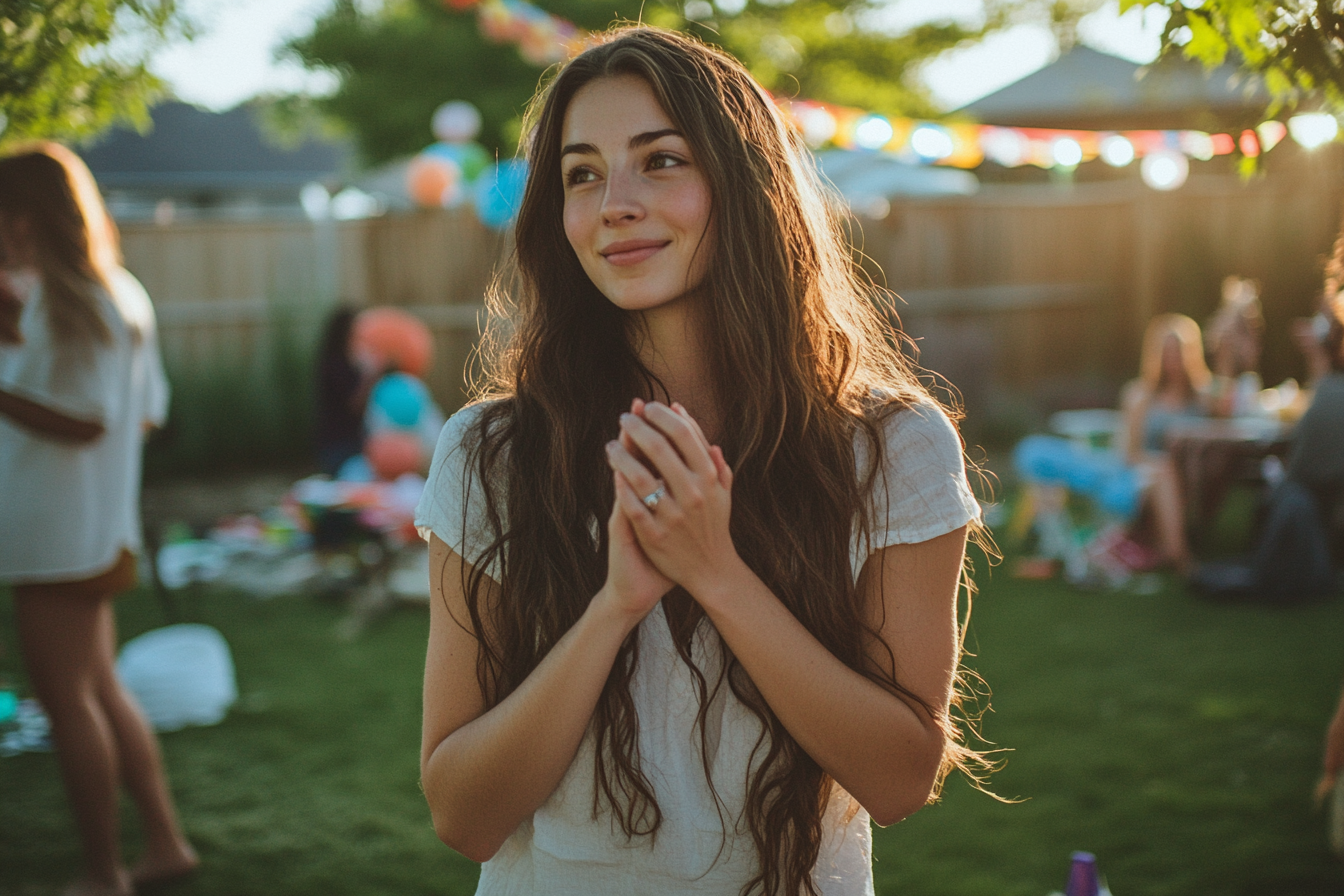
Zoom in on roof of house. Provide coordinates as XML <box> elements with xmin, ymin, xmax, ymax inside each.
<box><xmin>80</xmin><ymin>101</ymin><xmax>352</xmax><ymax>196</ymax></box>
<box><xmin>955</xmin><ymin>45</ymin><xmax>1271</xmax><ymax>132</ymax></box>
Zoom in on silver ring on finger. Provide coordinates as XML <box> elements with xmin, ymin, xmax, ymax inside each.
<box><xmin>642</xmin><ymin>483</ymin><xmax>666</xmax><ymax>510</ymax></box>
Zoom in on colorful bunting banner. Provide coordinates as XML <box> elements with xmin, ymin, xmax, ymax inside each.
<box><xmin>442</xmin><ymin>0</ymin><xmax>1321</xmax><ymax>177</ymax></box>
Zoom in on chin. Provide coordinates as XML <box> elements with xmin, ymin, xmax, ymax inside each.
<box><xmin>600</xmin><ymin>284</ymin><xmax>694</xmax><ymax>314</ymax></box>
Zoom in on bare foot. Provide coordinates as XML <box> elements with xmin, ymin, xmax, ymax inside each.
<box><xmin>130</xmin><ymin>842</ymin><xmax>199</xmax><ymax>888</ymax></box>
<box><xmin>60</xmin><ymin>872</ymin><xmax>133</xmax><ymax>896</ymax></box>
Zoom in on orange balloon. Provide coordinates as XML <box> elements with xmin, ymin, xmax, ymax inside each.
<box><xmin>352</xmin><ymin>307</ymin><xmax>433</xmax><ymax>378</ymax></box>
<box><xmin>365</xmin><ymin>430</ymin><xmax>426</xmax><ymax>480</ymax></box>
<box><xmin>407</xmin><ymin>154</ymin><xmax>460</xmax><ymax>208</ymax></box>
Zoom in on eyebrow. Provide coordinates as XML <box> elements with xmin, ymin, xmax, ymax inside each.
<box><xmin>560</xmin><ymin>128</ymin><xmax>684</xmax><ymax>158</ymax></box>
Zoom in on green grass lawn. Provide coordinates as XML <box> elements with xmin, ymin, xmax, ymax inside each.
<box><xmin>2</xmin><ymin>551</ymin><xmax>1342</xmax><ymax>895</ymax></box>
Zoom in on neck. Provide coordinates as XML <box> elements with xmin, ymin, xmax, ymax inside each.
<box><xmin>630</xmin><ymin>299</ymin><xmax>720</xmax><ymax>441</ymax></box>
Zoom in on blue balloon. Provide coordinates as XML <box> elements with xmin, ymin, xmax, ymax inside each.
<box><xmin>370</xmin><ymin>373</ymin><xmax>425</xmax><ymax>429</ymax></box>
<box><xmin>472</xmin><ymin>159</ymin><xmax>528</xmax><ymax>231</ymax></box>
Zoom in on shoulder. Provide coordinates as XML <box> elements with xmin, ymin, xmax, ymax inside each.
<box><xmin>417</xmin><ymin>398</ymin><xmax>509</xmax><ymax>570</ymax></box>
<box><xmin>862</xmin><ymin>399</ymin><xmax>979</xmax><ymax>547</ymax></box>
<box><xmin>875</xmin><ymin>400</ymin><xmax>962</xmax><ymax>459</ymax></box>
<box><xmin>423</xmin><ymin>397</ymin><xmax>511</xmax><ymax>511</ymax></box>
<box><xmin>101</xmin><ymin>268</ymin><xmax>155</xmax><ymax>334</ymax></box>
<box><xmin>430</xmin><ymin>399</ymin><xmax>505</xmax><ymax>464</ymax></box>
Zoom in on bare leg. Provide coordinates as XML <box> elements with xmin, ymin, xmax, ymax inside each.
<box><xmin>89</xmin><ymin>605</ymin><xmax>198</xmax><ymax>884</ymax></box>
<box><xmin>1145</xmin><ymin>454</ymin><xmax>1193</xmax><ymax>574</ymax></box>
<box><xmin>14</xmin><ymin>590</ymin><xmax>132</xmax><ymax>896</ymax></box>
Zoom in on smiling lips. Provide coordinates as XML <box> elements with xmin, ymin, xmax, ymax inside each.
<box><xmin>600</xmin><ymin>239</ymin><xmax>670</xmax><ymax>266</ymax></box>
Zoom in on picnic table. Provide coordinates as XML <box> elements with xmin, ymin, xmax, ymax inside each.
<box><xmin>1163</xmin><ymin>415</ymin><xmax>1293</xmax><ymax>530</ymax></box>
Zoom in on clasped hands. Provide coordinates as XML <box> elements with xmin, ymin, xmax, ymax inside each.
<box><xmin>601</xmin><ymin>398</ymin><xmax>741</xmax><ymax>618</ymax></box>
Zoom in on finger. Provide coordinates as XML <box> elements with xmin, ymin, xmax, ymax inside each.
<box><xmin>710</xmin><ymin>445</ymin><xmax>733</xmax><ymax>490</ymax></box>
<box><xmin>614</xmin><ymin>469</ymin><xmax>657</xmax><ymax>531</ymax></box>
<box><xmin>640</xmin><ymin>402</ymin><xmax>716</xmax><ymax>478</ymax></box>
<box><xmin>606</xmin><ymin>440</ymin><xmax>661</xmax><ymax>496</ymax></box>
<box><xmin>620</xmin><ymin>412</ymin><xmax>696</xmax><ymax>498</ymax></box>
<box><xmin>671</xmin><ymin>401</ymin><xmax>712</xmax><ymax>453</ymax></box>
<box><xmin>619</xmin><ymin>426</ymin><xmax>653</xmax><ymax>469</ymax></box>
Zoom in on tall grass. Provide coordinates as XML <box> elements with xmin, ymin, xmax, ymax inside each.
<box><xmin>145</xmin><ymin>300</ymin><xmax>327</xmax><ymax>477</ymax></box>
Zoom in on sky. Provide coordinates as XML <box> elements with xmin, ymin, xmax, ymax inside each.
<box><xmin>149</xmin><ymin>0</ymin><xmax>1169</xmax><ymax>114</ymax></box>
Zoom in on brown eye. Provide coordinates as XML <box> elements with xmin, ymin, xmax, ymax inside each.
<box><xmin>648</xmin><ymin>152</ymin><xmax>685</xmax><ymax>171</ymax></box>
<box><xmin>565</xmin><ymin>167</ymin><xmax>597</xmax><ymax>187</ymax></box>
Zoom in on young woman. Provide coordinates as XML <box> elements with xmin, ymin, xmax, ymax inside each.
<box><xmin>415</xmin><ymin>28</ymin><xmax>987</xmax><ymax>895</ymax></box>
<box><xmin>1118</xmin><ymin>313</ymin><xmax>1213</xmax><ymax>572</ymax></box>
<box><xmin>0</xmin><ymin>144</ymin><xmax>196</xmax><ymax>896</ymax></box>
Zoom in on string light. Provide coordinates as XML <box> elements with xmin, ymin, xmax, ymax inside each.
<box><xmin>1140</xmin><ymin>150</ymin><xmax>1189</xmax><ymax>191</ymax></box>
<box><xmin>1099</xmin><ymin>135</ymin><xmax>1135</xmax><ymax>167</ymax></box>
<box><xmin>1289</xmin><ymin>113</ymin><xmax>1339</xmax><ymax>149</ymax></box>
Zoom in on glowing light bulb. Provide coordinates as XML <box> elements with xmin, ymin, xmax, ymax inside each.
<box><xmin>1178</xmin><ymin>131</ymin><xmax>1215</xmax><ymax>161</ymax></box>
<box><xmin>980</xmin><ymin>128</ymin><xmax>1028</xmax><ymax>167</ymax></box>
<box><xmin>1256</xmin><ymin>120</ymin><xmax>1287</xmax><ymax>152</ymax></box>
<box><xmin>854</xmin><ymin>115</ymin><xmax>894</xmax><ymax>151</ymax></box>
<box><xmin>1099</xmin><ymin>135</ymin><xmax>1135</xmax><ymax>167</ymax></box>
<box><xmin>1140</xmin><ymin>149</ymin><xmax>1189</xmax><ymax>191</ymax></box>
<box><xmin>1051</xmin><ymin>137</ymin><xmax>1083</xmax><ymax>168</ymax></box>
<box><xmin>796</xmin><ymin>106</ymin><xmax>837</xmax><ymax>148</ymax></box>
<box><xmin>1289</xmin><ymin>113</ymin><xmax>1339</xmax><ymax>149</ymax></box>
<box><xmin>910</xmin><ymin>124</ymin><xmax>954</xmax><ymax>161</ymax></box>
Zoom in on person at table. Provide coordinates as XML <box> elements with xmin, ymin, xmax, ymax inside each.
<box><xmin>1188</xmin><ymin>291</ymin><xmax>1341</xmax><ymax>604</ymax></box>
<box><xmin>1118</xmin><ymin>313</ymin><xmax>1213</xmax><ymax>573</ymax></box>
<box><xmin>1286</xmin><ymin>294</ymin><xmax>1344</xmax><ymax>543</ymax></box>
<box><xmin>1205</xmin><ymin>276</ymin><xmax>1264</xmax><ymax>417</ymax></box>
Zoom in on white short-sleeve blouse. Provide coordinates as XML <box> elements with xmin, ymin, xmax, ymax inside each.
<box><xmin>0</xmin><ymin>268</ymin><xmax>170</xmax><ymax>583</ymax></box>
<box><xmin>414</xmin><ymin>399</ymin><xmax>979</xmax><ymax>896</ymax></box>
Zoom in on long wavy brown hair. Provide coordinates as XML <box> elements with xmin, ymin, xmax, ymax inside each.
<box><xmin>0</xmin><ymin>142</ymin><xmax>123</xmax><ymax>344</ymax></box>
<box><xmin>452</xmin><ymin>26</ymin><xmax>989</xmax><ymax>896</ymax></box>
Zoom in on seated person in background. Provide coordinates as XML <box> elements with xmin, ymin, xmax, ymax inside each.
<box><xmin>1117</xmin><ymin>313</ymin><xmax>1213</xmax><ymax>573</ymax></box>
<box><xmin>1189</xmin><ymin>289</ymin><xmax>1343</xmax><ymax>603</ymax></box>
<box><xmin>1205</xmin><ymin>276</ymin><xmax>1265</xmax><ymax>417</ymax></box>
<box><xmin>1287</xmin><ymin>295</ymin><xmax>1344</xmax><ymax>541</ymax></box>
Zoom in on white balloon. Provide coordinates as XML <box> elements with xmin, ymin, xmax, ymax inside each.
<box><xmin>432</xmin><ymin>101</ymin><xmax>483</xmax><ymax>143</ymax></box>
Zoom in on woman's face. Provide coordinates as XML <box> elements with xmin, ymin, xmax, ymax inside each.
<box><xmin>1160</xmin><ymin>334</ymin><xmax>1188</xmax><ymax>386</ymax></box>
<box><xmin>560</xmin><ymin>74</ymin><xmax>714</xmax><ymax>314</ymax></box>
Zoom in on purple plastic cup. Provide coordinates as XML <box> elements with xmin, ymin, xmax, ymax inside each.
<box><xmin>1065</xmin><ymin>851</ymin><xmax>1099</xmax><ymax>896</ymax></box>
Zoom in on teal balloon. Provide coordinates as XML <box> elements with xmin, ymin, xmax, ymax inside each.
<box><xmin>473</xmin><ymin>159</ymin><xmax>528</xmax><ymax>231</ymax></box>
<box><xmin>370</xmin><ymin>373</ymin><xmax>425</xmax><ymax>428</ymax></box>
<box><xmin>425</xmin><ymin>141</ymin><xmax>491</xmax><ymax>183</ymax></box>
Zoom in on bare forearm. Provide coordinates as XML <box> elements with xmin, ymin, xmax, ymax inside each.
<box><xmin>0</xmin><ymin>388</ymin><xmax>104</xmax><ymax>442</ymax></box>
<box><xmin>423</xmin><ymin>591</ymin><xmax>640</xmax><ymax>860</ymax></box>
<box><xmin>695</xmin><ymin>561</ymin><xmax>947</xmax><ymax>825</ymax></box>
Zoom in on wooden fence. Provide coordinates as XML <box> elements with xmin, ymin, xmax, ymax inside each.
<box><xmin>120</xmin><ymin>163</ymin><xmax>1344</xmax><ymax>463</ymax></box>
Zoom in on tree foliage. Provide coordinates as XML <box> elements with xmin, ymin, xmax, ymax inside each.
<box><xmin>690</xmin><ymin>1</ymin><xmax>981</xmax><ymax>120</ymax></box>
<box><xmin>0</xmin><ymin>0</ymin><xmax>191</xmax><ymax>147</ymax></box>
<box><xmin>284</xmin><ymin>0</ymin><xmax>996</xmax><ymax>166</ymax></box>
<box><xmin>1121</xmin><ymin>0</ymin><xmax>1344</xmax><ymax>112</ymax></box>
<box><xmin>285</xmin><ymin>0</ymin><xmax>654</xmax><ymax>165</ymax></box>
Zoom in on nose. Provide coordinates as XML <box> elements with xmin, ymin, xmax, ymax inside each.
<box><xmin>600</xmin><ymin>168</ymin><xmax>644</xmax><ymax>226</ymax></box>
